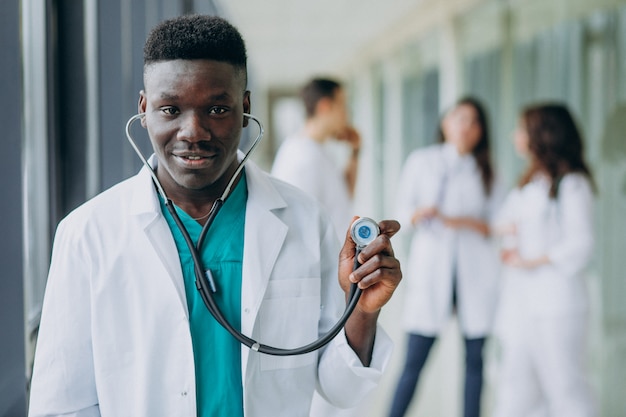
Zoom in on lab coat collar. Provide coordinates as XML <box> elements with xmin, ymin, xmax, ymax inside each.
<box><xmin>129</xmin><ymin>154</ymin><xmax>163</xmax><ymax>218</ymax></box>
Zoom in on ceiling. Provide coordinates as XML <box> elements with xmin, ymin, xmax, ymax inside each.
<box><xmin>217</xmin><ymin>0</ymin><xmax>423</xmax><ymax>91</ymax></box>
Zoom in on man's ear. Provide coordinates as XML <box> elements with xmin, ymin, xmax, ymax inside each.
<box><xmin>243</xmin><ymin>91</ymin><xmax>251</xmax><ymax>127</ymax></box>
<box><xmin>138</xmin><ymin>91</ymin><xmax>147</xmax><ymax>127</ymax></box>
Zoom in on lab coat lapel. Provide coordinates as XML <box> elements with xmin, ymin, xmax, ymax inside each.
<box><xmin>240</xmin><ymin>162</ymin><xmax>288</xmax><ymax>374</ymax></box>
<box><xmin>241</xmin><ymin>162</ymin><xmax>288</xmax><ymax>331</ymax></box>
<box><xmin>130</xmin><ymin>161</ymin><xmax>189</xmax><ymax>318</ymax></box>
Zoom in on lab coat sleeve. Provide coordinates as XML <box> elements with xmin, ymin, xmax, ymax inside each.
<box><xmin>315</xmin><ymin>327</ymin><xmax>393</xmax><ymax>408</ymax></box>
<box><xmin>28</xmin><ymin>218</ymin><xmax>101</xmax><ymax>417</ymax></box>
<box><xmin>314</xmin><ymin>221</ymin><xmax>394</xmax><ymax>408</ymax></box>
<box><xmin>547</xmin><ymin>174</ymin><xmax>595</xmax><ymax>277</ymax></box>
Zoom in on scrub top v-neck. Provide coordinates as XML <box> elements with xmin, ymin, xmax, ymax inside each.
<box><xmin>160</xmin><ymin>172</ymin><xmax>247</xmax><ymax>417</ymax></box>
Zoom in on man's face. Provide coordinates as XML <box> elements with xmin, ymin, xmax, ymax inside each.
<box><xmin>316</xmin><ymin>87</ymin><xmax>348</xmax><ymax>137</ymax></box>
<box><xmin>327</xmin><ymin>88</ymin><xmax>348</xmax><ymax>136</ymax></box>
<box><xmin>139</xmin><ymin>59</ymin><xmax>250</xmax><ymax>196</ymax></box>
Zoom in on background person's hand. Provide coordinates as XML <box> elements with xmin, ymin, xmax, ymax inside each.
<box><xmin>336</xmin><ymin>125</ymin><xmax>361</xmax><ymax>155</ymax></box>
<box><xmin>411</xmin><ymin>206</ymin><xmax>438</xmax><ymax>225</ymax></box>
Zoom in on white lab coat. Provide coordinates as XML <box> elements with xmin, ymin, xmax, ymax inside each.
<box><xmin>396</xmin><ymin>143</ymin><xmax>501</xmax><ymax>338</ymax></box>
<box><xmin>492</xmin><ymin>173</ymin><xmax>596</xmax><ymax>417</ymax></box>
<box><xmin>271</xmin><ymin>135</ymin><xmax>353</xmax><ymax>241</ymax></box>
<box><xmin>28</xmin><ymin>155</ymin><xmax>392</xmax><ymax>417</ymax></box>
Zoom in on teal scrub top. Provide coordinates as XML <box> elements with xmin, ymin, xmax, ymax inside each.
<box><xmin>160</xmin><ymin>173</ymin><xmax>247</xmax><ymax>417</ymax></box>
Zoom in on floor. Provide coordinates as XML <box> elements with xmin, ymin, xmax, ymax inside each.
<box><xmin>354</xmin><ymin>292</ymin><xmax>498</xmax><ymax>417</ymax></box>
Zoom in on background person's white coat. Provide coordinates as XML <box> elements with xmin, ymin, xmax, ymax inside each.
<box><xmin>272</xmin><ymin>135</ymin><xmax>354</xmax><ymax>242</ymax></box>
<box><xmin>492</xmin><ymin>173</ymin><xmax>596</xmax><ymax>417</ymax></box>
<box><xmin>396</xmin><ymin>143</ymin><xmax>502</xmax><ymax>338</ymax></box>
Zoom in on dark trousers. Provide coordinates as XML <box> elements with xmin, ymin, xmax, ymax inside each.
<box><xmin>388</xmin><ymin>333</ymin><xmax>486</xmax><ymax>417</ymax></box>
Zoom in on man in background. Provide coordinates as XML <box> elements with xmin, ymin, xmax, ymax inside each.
<box><xmin>272</xmin><ymin>78</ymin><xmax>361</xmax><ymax>242</ymax></box>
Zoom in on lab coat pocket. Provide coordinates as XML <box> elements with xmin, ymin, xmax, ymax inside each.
<box><xmin>259</xmin><ymin>277</ymin><xmax>321</xmax><ymax>371</ymax></box>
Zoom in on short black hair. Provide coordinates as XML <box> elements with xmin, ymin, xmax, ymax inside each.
<box><xmin>143</xmin><ymin>15</ymin><xmax>247</xmax><ymax>84</ymax></box>
<box><xmin>300</xmin><ymin>78</ymin><xmax>342</xmax><ymax>118</ymax></box>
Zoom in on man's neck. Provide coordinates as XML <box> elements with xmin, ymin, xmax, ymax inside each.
<box><xmin>157</xmin><ymin>166</ymin><xmax>242</xmax><ymax>225</ymax></box>
<box><xmin>302</xmin><ymin>119</ymin><xmax>331</xmax><ymax>143</ymax></box>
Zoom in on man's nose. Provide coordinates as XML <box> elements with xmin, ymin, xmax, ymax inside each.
<box><xmin>178</xmin><ymin>112</ymin><xmax>211</xmax><ymax>142</ymax></box>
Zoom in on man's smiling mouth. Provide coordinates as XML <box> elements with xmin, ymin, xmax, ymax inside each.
<box><xmin>173</xmin><ymin>152</ymin><xmax>217</xmax><ymax>168</ymax></box>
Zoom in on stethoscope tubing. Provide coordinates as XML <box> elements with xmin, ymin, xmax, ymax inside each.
<box><xmin>125</xmin><ymin>112</ymin><xmax>363</xmax><ymax>356</ymax></box>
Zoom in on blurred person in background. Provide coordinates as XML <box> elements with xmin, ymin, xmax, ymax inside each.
<box><xmin>271</xmin><ymin>77</ymin><xmax>360</xmax><ymax>242</ymax></box>
<box><xmin>492</xmin><ymin>103</ymin><xmax>596</xmax><ymax>417</ymax></box>
<box><xmin>388</xmin><ymin>97</ymin><xmax>502</xmax><ymax>417</ymax></box>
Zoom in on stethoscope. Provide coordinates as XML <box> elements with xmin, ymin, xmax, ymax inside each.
<box><xmin>125</xmin><ymin>113</ymin><xmax>380</xmax><ymax>356</ymax></box>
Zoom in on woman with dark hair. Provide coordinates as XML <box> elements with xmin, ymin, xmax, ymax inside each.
<box><xmin>388</xmin><ymin>97</ymin><xmax>503</xmax><ymax>417</ymax></box>
<box><xmin>493</xmin><ymin>103</ymin><xmax>596</xmax><ymax>417</ymax></box>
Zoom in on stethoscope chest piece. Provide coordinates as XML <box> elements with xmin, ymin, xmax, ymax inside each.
<box><xmin>350</xmin><ymin>217</ymin><xmax>380</xmax><ymax>249</ymax></box>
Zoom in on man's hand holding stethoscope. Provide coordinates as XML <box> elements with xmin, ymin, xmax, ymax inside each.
<box><xmin>338</xmin><ymin>217</ymin><xmax>402</xmax><ymax>365</ymax></box>
<box><xmin>339</xmin><ymin>217</ymin><xmax>402</xmax><ymax>312</ymax></box>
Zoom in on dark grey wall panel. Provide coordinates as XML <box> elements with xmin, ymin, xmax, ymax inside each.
<box><xmin>54</xmin><ymin>1</ymin><xmax>87</xmax><ymax>217</ymax></box>
<box><xmin>0</xmin><ymin>0</ymin><xmax>26</xmax><ymax>414</ymax></box>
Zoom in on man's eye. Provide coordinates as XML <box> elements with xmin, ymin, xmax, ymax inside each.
<box><xmin>209</xmin><ymin>107</ymin><xmax>227</xmax><ymax>115</ymax></box>
<box><xmin>160</xmin><ymin>107</ymin><xmax>179</xmax><ymax>115</ymax></box>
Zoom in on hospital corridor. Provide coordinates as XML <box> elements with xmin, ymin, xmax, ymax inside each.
<box><xmin>2</xmin><ymin>0</ymin><xmax>626</xmax><ymax>416</ymax></box>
